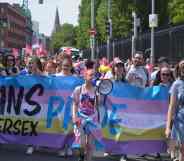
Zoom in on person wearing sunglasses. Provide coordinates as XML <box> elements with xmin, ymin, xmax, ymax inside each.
<box><xmin>166</xmin><ymin>60</ymin><xmax>184</xmax><ymax>161</ymax></box>
<box><xmin>4</xmin><ymin>54</ymin><xmax>19</xmax><ymax>76</ymax></box>
<box><xmin>152</xmin><ymin>67</ymin><xmax>174</xmax><ymax>88</ymax></box>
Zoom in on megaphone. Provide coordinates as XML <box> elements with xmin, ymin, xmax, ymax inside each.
<box><xmin>97</xmin><ymin>79</ymin><xmax>113</xmax><ymax>95</ymax></box>
<box><xmin>92</xmin><ymin>78</ymin><xmax>113</xmax><ymax>95</ymax></box>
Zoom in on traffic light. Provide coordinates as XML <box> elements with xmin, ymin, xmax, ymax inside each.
<box><xmin>105</xmin><ymin>21</ymin><xmax>110</xmax><ymax>35</ymax></box>
<box><xmin>39</xmin><ymin>0</ymin><xmax>43</xmax><ymax>4</ymax></box>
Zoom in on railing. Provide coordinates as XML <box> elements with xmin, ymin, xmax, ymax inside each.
<box><xmin>82</xmin><ymin>24</ymin><xmax>184</xmax><ymax>63</ymax></box>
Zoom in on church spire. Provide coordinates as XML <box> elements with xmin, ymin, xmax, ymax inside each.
<box><xmin>53</xmin><ymin>7</ymin><xmax>61</xmax><ymax>33</ymax></box>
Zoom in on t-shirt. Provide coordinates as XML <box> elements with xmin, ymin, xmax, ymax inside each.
<box><xmin>72</xmin><ymin>85</ymin><xmax>96</xmax><ymax>116</ymax></box>
<box><xmin>126</xmin><ymin>65</ymin><xmax>149</xmax><ymax>88</ymax></box>
<box><xmin>169</xmin><ymin>79</ymin><xmax>184</xmax><ymax>107</ymax></box>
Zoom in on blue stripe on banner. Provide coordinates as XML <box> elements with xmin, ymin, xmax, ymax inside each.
<box><xmin>110</xmin><ymin>82</ymin><xmax>169</xmax><ymax>101</ymax></box>
<box><xmin>0</xmin><ymin>75</ymin><xmax>84</xmax><ymax>90</ymax></box>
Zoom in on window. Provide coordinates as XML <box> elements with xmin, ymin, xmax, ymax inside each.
<box><xmin>0</xmin><ymin>40</ymin><xmax>4</xmax><ymax>47</ymax></box>
<box><xmin>1</xmin><ymin>7</ymin><xmax>4</xmax><ymax>14</ymax></box>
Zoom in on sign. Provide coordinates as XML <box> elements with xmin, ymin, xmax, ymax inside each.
<box><xmin>149</xmin><ymin>14</ymin><xmax>158</xmax><ymax>28</ymax></box>
<box><xmin>89</xmin><ymin>28</ymin><xmax>96</xmax><ymax>36</ymax></box>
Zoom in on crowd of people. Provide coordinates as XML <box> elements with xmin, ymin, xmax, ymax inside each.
<box><xmin>0</xmin><ymin>50</ymin><xmax>184</xmax><ymax>161</ymax></box>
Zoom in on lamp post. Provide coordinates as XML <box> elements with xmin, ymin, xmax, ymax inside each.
<box><xmin>90</xmin><ymin>0</ymin><xmax>95</xmax><ymax>60</ymax></box>
<box><xmin>131</xmin><ymin>11</ymin><xmax>138</xmax><ymax>58</ymax></box>
<box><xmin>107</xmin><ymin>0</ymin><xmax>112</xmax><ymax>61</ymax></box>
<box><xmin>149</xmin><ymin>0</ymin><xmax>157</xmax><ymax>65</ymax></box>
<box><xmin>112</xmin><ymin>38</ymin><xmax>117</xmax><ymax>59</ymax></box>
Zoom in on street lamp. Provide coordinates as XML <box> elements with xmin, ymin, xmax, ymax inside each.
<box><xmin>107</xmin><ymin>0</ymin><xmax>112</xmax><ymax>61</ymax></box>
<box><xmin>90</xmin><ymin>0</ymin><xmax>95</xmax><ymax>60</ymax></box>
<box><xmin>149</xmin><ymin>0</ymin><xmax>158</xmax><ymax>65</ymax></box>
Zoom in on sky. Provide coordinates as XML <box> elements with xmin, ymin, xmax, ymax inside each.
<box><xmin>0</xmin><ymin>0</ymin><xmax>81</xmax><ymax>36</ymax></box>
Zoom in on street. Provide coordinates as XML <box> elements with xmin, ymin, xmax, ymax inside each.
<box><xmin>0</xmin><ymin>144</ymin><xmax>172</xmax><ymax>161</ymax></box>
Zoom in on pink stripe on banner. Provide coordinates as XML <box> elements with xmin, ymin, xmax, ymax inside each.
<box><xmin>106</xmin><ymin>96</ymin><xmax>168</xmax><ymax>114</ymax></box>
<box><xmin>13</xmin><ymin>89</ymin><xmax>72</xmax><ymax>104</ymax></box>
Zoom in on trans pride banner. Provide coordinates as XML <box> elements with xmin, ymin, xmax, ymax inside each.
<box><xmin>0</xmin><ymin>75</ymin><xmax>83</xmax><ymax>148</ymax></box>
<box><xmin>0</xmin><ymin>76</ymin><xmax>169</xmax><ymax>154</ymax></box>
<box><xmin>100</xmin><ymin>82</ymin><xmax>169</xmax><ymax>154</ymax></box>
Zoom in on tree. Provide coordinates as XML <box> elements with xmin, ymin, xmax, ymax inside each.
<box><xmin>76</xmin><ymin>0</ymin><xmax>171</xmax><ymax>49</ymax></box>
<box><xmin>168</xmin><ymin>0</ymin><xmax>184</xmax><ymax>24</ymax></box>
<box><xmin>76</xmin><ymin>0</ymin><xmax>91</xmax><ymax>49</ymax></box>
<box><xmin>96</xmin><ymin>0</ymin><xmax>134</xmax><ymax>42</ymax></box>
<box><xmin>51</xmin><ymin>23</ymin><xmax>76</xmax><ymax>52</ymax></box>
<box><xmin>76</xmin><ymin>0</ymin><xmax>102</xmax><ymax>49</ymax></box>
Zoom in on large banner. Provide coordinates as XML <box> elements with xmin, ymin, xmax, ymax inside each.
<box><xmin>0</xmin><ymin>75</ymin><xmax>83</xmax><ymax>148</ymax></box>
<box><xmin>101</xmin><ymin>82</ymin><xmax>169</xmax><ymax>154</ymax></box>
<box><xmin>0</xmin><ymin>76</ymin><xmax>169</xmax><ymax>154</ymax></box>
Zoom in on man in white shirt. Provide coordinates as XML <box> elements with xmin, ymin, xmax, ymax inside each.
<box><xmin>126</xmin><ymin>52</ymin><xmax>149</xmax><ymax>88</ymax></box>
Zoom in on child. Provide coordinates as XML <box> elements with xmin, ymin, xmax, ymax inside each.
<box><xmin>72</xmin><ymin>65</ymin><xmax>98</xmax><ymax>161</ymax></box>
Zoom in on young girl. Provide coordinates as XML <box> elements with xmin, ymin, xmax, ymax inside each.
<box><xmin>72</xmin><ymin>64</ymin><xmax>98</xmax><ymax>161</ymax></box>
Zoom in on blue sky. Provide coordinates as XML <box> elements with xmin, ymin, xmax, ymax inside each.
<box><xmin>1</xmin><ymin>0</ymin><xmax>81</xmax><ymax>36</ymax></box>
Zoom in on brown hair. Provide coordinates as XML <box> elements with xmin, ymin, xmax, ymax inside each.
<box><xmin>45</xmin><ymin>60</ymin><xmax>57</xmax><ymax>70</ymax></box>
<box><xmin>174</xmin><ymin>59</ymin><xmax>184</xmax><ymax>79</ymax></box>
<box><xmin>112</xmin><ymin>62</ymin><xmax>125</xmax><ymax>76</ymax></box>
<box><xmin>60</xmin><ymin>53</ymin><xmax>73</xmax><ymax>67</ymax></box>
<box><xmin>30</xmin><ymin>56</ymin><xmax>43</xmax><ymax>72</ymax></box>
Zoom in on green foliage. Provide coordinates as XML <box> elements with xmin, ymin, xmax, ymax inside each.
<box><xmin>76</xmin><ymin>0</ymin><xmax>91</xmax><ymax>49</ymax></box>
<box><xmin>169</xmin><ymin>0</ymin><xmax>184</xmax><ymax>24</ymax></box>
<box><xmin>50</xmin><ymin>23</ymin><xmax>76</xmax><ymax>52</ymax></box>
<box><xmin>53</xmin><ymin>0</ymin><xmax>181</xmax><ymax>50</ymax></box>
<box><xmin>96</xmin><ymin>0</ymin><xmax>107</xmax><ymax>42</ymax></box>
<box><xmin>111</xmin><ymin>0</ymin><xmax>134</xmax><ymax>38</ymax></box>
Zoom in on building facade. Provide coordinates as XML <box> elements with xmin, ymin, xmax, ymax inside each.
<box><xmin>0</xmin><ymin>3</ymin><xmax>32</xmax><ymax>50</ymax></box>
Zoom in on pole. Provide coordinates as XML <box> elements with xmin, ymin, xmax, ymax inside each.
<box><xmin>150</xmin><ymin>0</ymin><xmax>155</xmax><ymax>65</ymax></box>
<box><xmin>131</xmin><ymin>12</ymin><xmax>137</xmax><ymax>58</ymax></box>
<box><xmin>107</xmin><ymin>0</ymin><xmax>111</xmax><ymax>61</ymax></box>
<box><xmin>90</xmin><ymin>0</ymin><xmax>95</xmax><ymax>60</ymax></box>
<box><xmin>112</xmin><ymin>39</ymin><xmax>115</xmax><ymax>59</ymax></box>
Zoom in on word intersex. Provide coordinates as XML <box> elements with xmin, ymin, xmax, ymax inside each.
<box><xmin>0</xmin><ymin>84</ymin><xmax>42</xmax><ymax>136</ymax></box>
<box><xmin>0</xmin><ymin>76</ymin><xmax>82</xmax><ymax>137</ymax></box>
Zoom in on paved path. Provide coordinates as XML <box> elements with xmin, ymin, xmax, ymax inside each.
<box><xmin>0</xmin><ymin>144</ymin><xmax>171</xmax><ymax>161</ymax></box>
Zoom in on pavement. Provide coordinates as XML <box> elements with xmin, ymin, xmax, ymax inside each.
<box><xmin>0</xmin><ymin>144</ymin><xmax>172</xmax><ymax>161</ymax></box>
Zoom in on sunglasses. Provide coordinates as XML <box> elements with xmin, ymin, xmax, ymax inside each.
<box><xmin>161</xmin><ymin>73</ymin><xmax>170</xmax><ymax>76</ymax></box>
<box><xmin>7</xmin><ymin>59</ymin><xmax>14</xmax><ymax>61</ymax></box>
